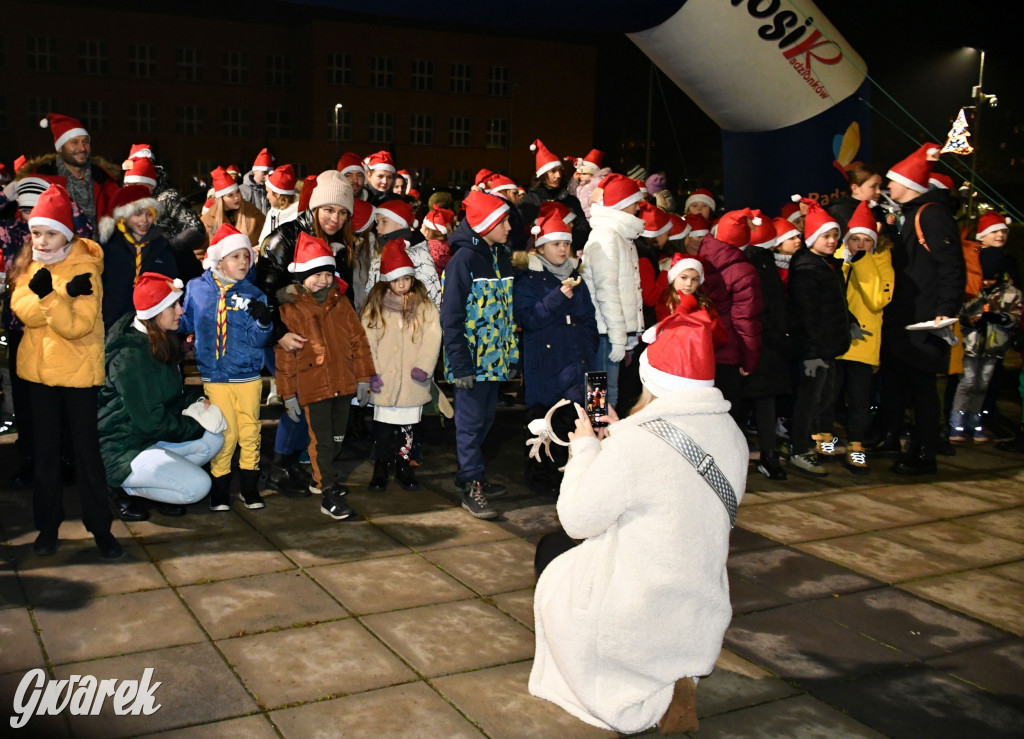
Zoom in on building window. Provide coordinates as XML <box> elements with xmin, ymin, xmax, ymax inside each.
<box><xmin>176</xmin><ymin>105</ymin><xmax>203</xmax><ymax>135</ymax></box>
<box><xmin>450</xmin><ymin>63</ymin><xmax>473</xmax><ymax>94</ymax></box>
<box><xmin>78</xmin><ymin>41</ymin><xmax>108</xmax><ymax>76</ymax></box>
<box><xmin>327</xmin><ymin>52</ymin><xmax>351</xmax><ymax>85</ymax></box>
<box><xmin>370</xmin><ymin>56</ymin><xmax>394</xmax><ymax>89</ymax></box>
<box><xmin>486</xmin><ymin>118</ymin><xmax>509</xmax><ymax>149</ymax></box>
<box><xmin>449</xmin><ymin>116</ymin><xmax>471</xmax><ymax>147</ymax></box>
<box><xmin>27</xmin><ymin>96</ymin><xmax>56</xmax><ymax>128</ymax></box>
<box><xmin>410</xmin><ymin>60</ymin><xmax>434</xmax><ymax>92</ymax></box>
<box><xmin>175</xmin><ymin>47</ymin><xmax>202</xmax><ymax>81</ymax></box>
<box><xmin>409</xmin><ymin>114</ymin><xmax>433</xmax><ymax>146</ymax></box>
<box><xmin>27</xmin><ymin>36</ymin><xmax>57</xmax><ymax>72</ymax></box>
<box><xmin>129</xmin><ymin>102</ymin><xmax>158</xmax><ymax>134</ymax></box>
<box><xmin>267</xmin><ymin>55</ymin><xmax>291</xmax><ymax>87</ymax></box>
<box><xmin>129</xmin><ymin>45</ymin><xmax>157</xmax><ymax>78</ymax></box>
<box><xmin>449</xmin><ymin>169</ymin><xmax>470</xmax><ymax>187</ymax></box>
<box><xmin>369</xmin><ymin>111</ymin><xmax>393</xmax><ymax>144</ymax></box>
<box><xmin>222</xmin><ymin>107</ymin><xmax>250</xmax><ymax>137</ymax></box>
<box><xmin>222</xmin><ymin>51</ymin><xmax>248</xmax><ymax>85</ymax></box>
<box><xmin>265</xmin><ymin>110</ymin><xmax>291</xmax><ymax>138</ymax></box>
<box><xmin>326</xmin><ymin>108</ymin><xmax>352</xmax><ymax>141</ymax></box>
<box><xmin>78</xmin><ymin>100</ymin><xmax>109</xmax><ymax>131</ymax></box>
<box><xmin>488</xmin><ymin>66</ymin><xmax>510</xmax><ymax>97</ymax></box>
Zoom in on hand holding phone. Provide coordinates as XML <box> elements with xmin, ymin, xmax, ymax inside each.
<box><xmin>585</xmin><ymin>372</ymin><xmax>609</xmax><ymax>428</ymax></box>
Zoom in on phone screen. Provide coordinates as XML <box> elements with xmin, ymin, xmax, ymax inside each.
<box><xmin>585</xmin><ymin>372</ymin><xmax>609</xmax><ymax>428</ymax></box>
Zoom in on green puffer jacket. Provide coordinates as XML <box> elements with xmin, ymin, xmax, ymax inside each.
<box><xmin>97</xmin><ymin>313</ymin><xmax>204</xmax><ymax>486</ymax></box>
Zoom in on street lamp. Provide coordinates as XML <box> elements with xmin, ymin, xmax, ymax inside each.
<box><xmin>966</xmin><ymin>50</ymin><xmax>997</xmax><ymax>221</ymax></box>
<box><xmin>333</xmin><ymin>103</ymin><xmax>343</xmax><ymax>153</ymax></box>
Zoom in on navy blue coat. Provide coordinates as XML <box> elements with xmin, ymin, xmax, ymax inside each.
<box><xmin>101</xmin><ymin>226</ymin><xmax>178</xmax><ymax>330</ymax></box>
<box><xmin>513</xmin><ymin>256</ymin><xmax>599</xmax><ymax>408</ymax></box>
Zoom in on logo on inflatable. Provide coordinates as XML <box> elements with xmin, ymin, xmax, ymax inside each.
<box><xmin>731</xmin><ymin>0</ymin><xmax>843</xmax><ymax>100</ymax></box>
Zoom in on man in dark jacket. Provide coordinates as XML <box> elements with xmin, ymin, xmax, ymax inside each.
<box><xmin>878</xmin><ymin>144</ymin><xmax>965</xmax><ymax>474</ymax></box>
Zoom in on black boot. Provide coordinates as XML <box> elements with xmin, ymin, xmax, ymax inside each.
<box><xmin>867</xmin><ymin>430</ymin><xmax>902</xmax><ymax>455</ymax></box>
<box><xmin>996</xmin><ymin>425</ymin><xmax>1024</xmax><ymax>453</ymax></box>
<box><xmin>756</xmin><ymin>450</ymin><xmax>787</xmax><ymax>480</ymax></box>
<box><xmin>209</xmin><ymin>473</ymin><xmax>231</xmax><ymax>511</ymax></box>
<box><xmin>890</xmin><ymin>452</ymin><xmax>937</xmax><ymax>475</ymax></box>
<box><xmin>936</xmin><ymin>424</ymin><xmax>956</xmax><ymax>457</ymax></box>
<box><xmin>238</xmin><ymin>469</ymin><xmax>265</xmax><ymax>510</ymax></box>
<box><xmin>395</xmin><ymin>457</ymin><xmax>419</xmax><ymax>491</ymax></box>
<box><xmin>368</xmin><ymin>458</ymin><xmax>390</xmax><ymax>492</ymax></box>
<box><xmin>266</xmin><ymin>453</ymin><xmax>311</xmax><ymax>497</ymax></box>
<box><xmin>110</xmin><ymin>487</ymin><xmax>150</xmax><ymax>522</ymax></box>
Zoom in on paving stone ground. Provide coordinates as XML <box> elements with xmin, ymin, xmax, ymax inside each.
<box><xmin>1</xmin><ymin>403</ymin><xmax>1023</xmax><ymax>737</ymax></box>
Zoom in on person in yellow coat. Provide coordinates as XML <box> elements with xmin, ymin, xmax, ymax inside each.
<box><xmin>9</xmin><ymin>184</ymin><xmax>122</xmax><ymax>559</ymax></box>
<box><xmin>829</xmin><ymin>199</ymin><xmax>894</xmax><ymax>474</ymax></box>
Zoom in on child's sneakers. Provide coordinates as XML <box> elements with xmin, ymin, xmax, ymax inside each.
<box><xmin>789</xmin><ymin>451</ymin><xmax>828</xmax><ymax>477</ymax></box>
<box><xmin>461</xmin><ymin>481</ymin><xmax>499</xmax><ymax>519</ymax></box>
<box><xmin>843</xmin><ymin>442</ymin><xmax>870</xmax><ymax>475</ymax></box>
<box><xmin>320</xmin><ymin>484</ymin><xmax>355</xmax><ymax>520</ymax></box>
<box><xmin>813</xmin><ymin>433</ymin><xmax>839</xmax><ymax>461</ymax></box>
<box><xmin>949</xmin><ymin>411</ymin><xmax>967</xmax><ymax>443</ymax></box>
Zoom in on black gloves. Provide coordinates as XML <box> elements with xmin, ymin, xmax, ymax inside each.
<box><xmin>247</xmin><ymin>300</ymin><xmax>272</xmax><ymax>325</ymax></box>
<box><xmin>66</xmin><ymin>273</ymin><xmax>93</xmax><ymax>297</ymax></box>
<box><xmin>28</xmin><ymin>268</ymin><xmax>53</xmax><ymax>298</ymax></box>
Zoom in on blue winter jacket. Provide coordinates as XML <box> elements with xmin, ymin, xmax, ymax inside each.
<box><xmin>440</xmin><ymin>220</ymin><xmax>518</xmax><ymax>381</ymax></box>
<box><xmin>179</xmin><ymin>270</ymin><xmax>273</xmax><ymax>383</ymax></box>
<box><xmin>513</xmin><ymin>254</ymin><xmax>598</xmax><ymax>408</ymax></box>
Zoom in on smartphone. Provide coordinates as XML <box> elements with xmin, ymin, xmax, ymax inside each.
<box><xmin>585</xmin><ymin>372</ymin><xmax>609</xmax><ymax>428</ymax></box>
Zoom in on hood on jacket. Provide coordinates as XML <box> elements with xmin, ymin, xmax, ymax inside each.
<box><xmin>700</xmin><ymin>234</ymin><xmax>749</xmax><ymax>271</ymax></box>
<box><xmin>448</xmin><ymin>219</ymin><xmax>492</xmax><ymax>255</ymax></box>
<box><xmin>104</xmin><ymin>311</ymin><xmax>147</xmax><ymax>355</ymax></box>
<box><xmin>522</xmin><ymin>253</ymin><xmax>580</xmax><ymax>273</ymax></box>
<box><xmin>62</xmin><ymin>236</ymin><xmax>104</xmax><ymax>269</ymax></box>
<box><xmin>588</xmin><ymin>204</ymin><xmax>644</xmax><ymax>241</ymax></box>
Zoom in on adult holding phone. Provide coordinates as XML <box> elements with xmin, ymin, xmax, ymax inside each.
<box><xmin>530</xmin><ymin>293</ymin><xmax>748</xmax><ymax>735</ymax></box>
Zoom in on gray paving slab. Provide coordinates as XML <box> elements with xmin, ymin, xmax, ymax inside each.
<box><xmin>728</xmin><ymin>545</ymin><xmax>881</xmax><ymax>604</ymax></box>
<box><xmin>692</xmin><ymin>693</ymin><xmax>886</xmax><ymax>738</ymax></box>
<box><xmin>927</xmin><ymin>638</ymin><xmax>1024</xmax><ymax>708</ymax></box>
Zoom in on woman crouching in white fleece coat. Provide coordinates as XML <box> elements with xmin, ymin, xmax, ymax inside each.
<box><xmin>529</xmin><ymin>294</ymin><xmax>747</xmax><ymax>734</ymax></box>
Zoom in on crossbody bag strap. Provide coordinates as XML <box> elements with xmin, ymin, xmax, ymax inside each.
<box><xmin>639</xmin><ymin>418</ymin><xmax>738</xmax><ymax>528</ymax></box>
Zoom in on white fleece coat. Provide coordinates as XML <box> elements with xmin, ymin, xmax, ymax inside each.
<box><xmin>581</xmin><ymin>204</ymin><xmax>645</xmax><ymax>346</ymax></box>
<box><xmin>529</xmin><ymin>386</ymin><xmax>746</xmax><ymax>733</ymax></box>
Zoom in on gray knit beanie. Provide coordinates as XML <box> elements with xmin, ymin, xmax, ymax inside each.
<box><xmin>309</xmin><ymin>170</ymin><xmax>354</xmax><ymax>213</ymax></box>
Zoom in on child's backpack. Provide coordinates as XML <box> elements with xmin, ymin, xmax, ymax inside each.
<box><xmin>913</xmin><ymin>203</ymin><xmax>983</xmax><ymax>299</ymax></box>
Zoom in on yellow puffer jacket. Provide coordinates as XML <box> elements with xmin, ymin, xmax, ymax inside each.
<box><xmin>837</xmin><ymin>246</ymin><xmax>894</xmax><ymax>366</ymax></box>
<box><xmin>11</xmin><ymin>238</ymin><xmax>106</xmax><ymax>387</ymax></box>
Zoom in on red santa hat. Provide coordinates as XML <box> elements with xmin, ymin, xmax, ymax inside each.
<box><xmin>773</xmin><ymin>217</ymin><xmax>801</xmax><ymax>244</ymax></box>
<box><xmin>530</xmin><ymin>139</ymin><xmax>561</xmax><ymax>178</ymax></box>
<box><xmin>29</xmin><ymin>184</ymin><xmax>75</xmax><ymax>241</ymax></box>
<box><xmin>210</xmin><ymin>166</ymin><xmax>239</xmax><ymax>198</ymax></box>
<box><xmin>474</xmin><ymin>169</ymin><xmax>495</xmax><ymax>189</ymax></box>
<box><xmin>123</xmin><ymin>143</ymin><xmax>154</xmax><ymax>170</ymax></box>
<box><xmin>639</xmin><ymin>293</ymin><xmax>716</xmax><ymax>395</ymax></box>
<box><xmin>288</xmin><ymin>231</ymin><xmax>336</xmax><ymax>278</ymax></box>
<box><xmin>638</xmin><ymin>201</ymin><xmax>671</xmax><ymax>238</ymax></box>
<box><xmin>408</xmin><ymin>188</ymin><xmax>420</xmax><ymax>200</ymax></box>
<box><xmin>539</xmin><ymin>200</ymin><xmax>576</xmax><ymax>225</ymax></box>
<box><xmin>716</xmin><ymin>208</ymin><xmax>760</xmax><ymax>248</ymax></box>
<box><xmin>364</xmin><ymin>150</ymin><xmax>396</xmax><ymax>173</ymax></box>
<box><xmin>124</xmin><ymin>157</ymin><xmax>158</xmax><ymax>187</ymax></box>
<box><xmin>379</xmin><ymin>239</ymin><xmax>416</xmax><ymax>282</ymax></box>
<box><xmin>267</xmin><ymin>164</ymin><xmax>297</xmax><ymax>195</ymax></box>
<box><xmin>779</xmin><ymin>201</ymin><xmax>802</xmax><ymax>222</ymax></box>
<box><xmin>351</xmin><ymin>199</ymin><xmax>376</xmax><ymax>233</ymax></box>
<box><xmin>487</xmin><ymin>174</ymin><xmax>518</xmax><ymax>195</ymax></box>
<box><xmin>297</xmin><ymin>174</ymin><xmax>318</xmax><ymax>212</ymax></box>
<box><xmin>134</xmin><ymin>272</ymin><xmax>184</xmax><ymax>320</ymax></box>
<box><xmin>39</xmin><ymin>113</ymin><xmax>89</xmax><ymax>151</ymax></box>
<box><xmin>799</xmin><ymin>198</ymin><xmax>840</xmax><ymax>248</ymax></box>
<box><xmin>634</xmin><ymin>178</ymin><xmax>649</xmax><ymax>195</ymax></box>
<box><xmin>667</xmin><ymin>213</ymin><xmax>691</xmax><ymax>242</ymax></box>
<box><xmin>395</xmin><ymin>168</ymin><xmax>412</xmax><ymax>182</ymax></box>
<box><xmin>666</xmin><ymin>252</ymin><xmax>704</xmax><ymax>285</ymax></box>
<box><xmin>204</xmin><ymin>223</ymin><xmax>255</xmax><ymax>270</ymax></box>
<box><xmin>749</xmin><ymin>210</ymin><xmax>776</xmax><ymax>249</ymax></box>
<box><xmin>929</xmin><ymin>172</ymin><xmax>954</xmax><ymax>190</ymax></box>
<box><xmin>15</xmin><ymin>174</ymin><xmax>65</xmax><ymax>210</ymax></box>
<box><xmin>977</xmin><ymin>211</ymin><xmax>1011</xmax><ymax>240</ymax></box>
<box><xmin>684</xmin><ymin>213</ymin><xmax>710</xmax><ymax>238</ymax></box>
<box><xmin>336</xmin><ymin>152</ymin><xmax>364</xmax><ymax>176</ymax></box>
<box><xmin>531</xmin><ymin>211</ymin><xmax>572</xmax><ymax>248</ymax></box>
<box><xmin>423</xmin><ymin>204</ymin><xmax>455</xmax><ymax>234</ymax></box>
<box><xmin>571</xmin><ymin>149</ymin><xmax>605</xmax><ymax>175</ymax></box>
<box><xmin>253</xmin><ymin>148</ymin><xmax>274</xmax><ymax>172</ymax></box>
<box><xmin>226</xmin><ymin>164</ymin><xmax>241</xmax><ymax>177</ymax></box>
<box><xmin>596</xmin><ymin>173</ymin><xmax>643</xmax><ymax>210</ymax></box>
<box><xmin>684</xmin><ymin>188</ymin><xmax>715</xmax><ymax>213</ymax></box>
<box><xmin>377</xmin><ymin>199</ymin><xmax>416</xmax><ymax>230</ymax></box>
<box><xmin>14</xmin><ymin>155</ymin><xmax>28</xmax><ymax>173</ymax></box>
<box><xmin>110</xmin><ymin>184</ymin><xmax>162</xmax><ymax>222</ymax></box>
<box><xmin>843</xmin><ymin>199</ymin><xmax>878</xmax><ymax>248</ymax></box>
<box><xmin>887</xmin><ymin>143</ymin><xmax>941</xmax><ymax>194</ymax></box>
<box><xmin>463</xmin><ymin>190</ymin><xmax>510</xmax><ymax>236</ymax></box>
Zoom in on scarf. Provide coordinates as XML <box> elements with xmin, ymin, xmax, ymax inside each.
<box><xmin>383</xmin><ymin>289</ymin><xmax>406</xmax><ymax>314</ymax></box>
<box><xmin>33</xmin><ymin>243</ymin><xmax>73</xmax><ymax>265</ymax></box>
<box><xmin>210</xmin><ymin>269</ymin><xmax>237</xmax><ymax>359</ymax></box>
<box><xmin>116</xmin><ymin>220</ymin><xmax>147</xmax><ymax>283</ymax></box>
<box><xmin>310</xmin><ymin>286</ymin><xmax>331</xmax><ymax>305</ymax></box>
<box><xmin>774</xmin><ymin>253</ymin><xmax>793</xmax><ymax>271</ymax></box>
<box><xmin>56</xmin><ymin>156</ymin><xmax>96</xmax><ymax>227</ymax></box>
<box><xmin>536</xmin><ymin>254</ymin><xmax>575</xmax><ymax>281</ymax></box>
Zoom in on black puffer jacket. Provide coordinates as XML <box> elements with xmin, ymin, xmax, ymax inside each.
<box><xmin>788</xmin><ymin>247</ymin><xmax>852</xmax><ymax>361</ymax></box>
<box><xmin>519</xmin><ymin>184</ymin><xmax>590</xmax><ymax>254</ymax></box>
<box><xmin>743</xmin><ymin>246</ymin><xmax>791</xmax><ymax>397</ymax></box>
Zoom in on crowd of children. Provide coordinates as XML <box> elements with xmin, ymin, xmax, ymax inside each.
<box><xmin>2</xmin><ymin>114</ymin><xmax>1023</xmax><ymax>559</ymax></box>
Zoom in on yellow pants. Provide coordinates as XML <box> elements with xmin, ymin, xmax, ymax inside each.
<box><xmin>204</xmin><ymin>380</ymin><xmax>262</xmax><ymax>477</ymax></box>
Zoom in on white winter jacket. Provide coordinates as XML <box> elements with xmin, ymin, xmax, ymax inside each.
<box><xmin>580</xmin><ymin>204</ymin><xmax>645</xmax><ymax>347</ymax></box>
<box><xmin>257</xmin><ymin>201</ymin><xmax>299</xmax><ymax>245</ymax></box>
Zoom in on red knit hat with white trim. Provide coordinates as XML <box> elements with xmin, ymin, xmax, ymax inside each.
<box><xmin>684</xmin><ymin>188</ymin><xmax>715</xmax><ymax>214</ymax></box>
<box><xmin>539</xmin><ymin>200</ymin><xmax>576</xmax><ymax>225</ymax></box>
<box><xmin>204</xmin><ymin>223</ymin><xmax>255</xmax><ymax>270</ymax></box>
<box><xmin>40</xmin><ymin>113</ymin><xmax>88</xmax><ymax>151</ymax></box>
<box><xmin>666</xmin><ymin>252</ymin><xmax>704</xmax><ymax>285</ymax></box>
<box><xmin>572</xmin><ymin>149</ymin><xmax>604</xmax><ymax>175</ymax></box>
<box><xmin>267</xmin><ymin>164</ymin><xmax>297</xmax><ymax>195</ymax></box>
<box><xmin>639</xmin><ymin>293</ymin><xmax>716</xmax><ymax>395</ymax></box>
<box><xmin>684</xmin><ymin>213</ymin><xmax>710</xmax><ymax>238</ymax></box>
<box><xmin>977</xmin><ymin>211</ymin><xmax>1011</xmax><ymax>239</ymax></box>
<box><xmin>253</xmin><ymin>148</ymin><xmax>274</xmax><ymax>172</ymax></box>
<box><xmin>715</xmin><ymin>208</ymin><xmax>760</xmax><ymax>248</ymax></box>
<box><xmin>210</xmin><ymin>166</ymin><xmax>239</xmax><ymax>198</ymax></box>
<box><xmin>351</xmin><ymin>199</ymin><xmax>376</xmax><ymax>233</ymax></box>
<box><xmin>15</xmin><ymin>174</ymin><xmax>65</xmax><ymax>209</ymax></box>
<box><xmin>887</xmin><ymin>143</ymin><xmax>941</xmax><ymax>194</ymax></box>
<box><xmin>638</xmin><ymin>202</ymin><xmax>671</xmax><ymax>238</ymax></box>
<box><xmin>463</xmin><ymin>190</ymin><xmax>510</xmax><ymax>236</ymax></box>
<box><xmin>110</xmin><ymin>184</ymin><xmax>161</xmax><ymax>221</ymax></box>
<box><xmin>929</xmin><ymin>172</ymin><xmax>953</xmax><ymax>190</ymax></box>
<box><xmin>487</xmin><ymin>174</ymin><xmax>518</xmax><ymax>196</ymax></box>
<box><xmin>799</xmin><ymin>198</ymin><xmax>840</xmax><ymax>248</ymax></box>
<box><xmin>667</xmin><ymin>213</ymin><xmax>691</xmax><ymax>242</ymax></box>
<box><xmin>843</xmin><ymin>200</ymin><xmax>878</xmax><ymax>248</ymax></box>
<box><xmin>596</xmin><ymin>173</ymin><xmax>642</xmax><ymax>210</ymax></box>
<box><xmin>423</xmin><ymin>204</ymin><xmax>455</xmax><ymax>234</ymax></box>
<box><xmin>530</xmin><ymin>139</ymin><xmax>561</xmax><ymax>178</ymax></box>
<box><xmin>773</xmin><ymin>217</ymin><xmax>800</xmax><ymax>244</ymax></box>
<box><xmin>379</xmin><ymin>239</ymin><xmax>416</xmax><ymax>282</ymax></box>
<box><xmin>377</xmin><ymin>199</ymin><xmax>416</xmax><ymax>230</ymax></box>
<box><xmin>288</xmin><ymin>231</ymin><xmax>336</xmax><ymax>279</ymax></box>
<box><xmin>531</xmin><ymin>211</ymin><xmax>572</xmax><ymax>248</ymax></box>
<box><xmin>28</xmin><ymin>184</ymin><xmax>74</xmax><ymax>241</ymax></box>
<box><xmin>124</xmin><ymin>158</ymin><xmax>158</xmax><ymax>187</ymax></box>
<box><xmin>336</xmin><ymin>152</ymin><xmax>363</xmax><ymax>176</ymax></box>
<box><xmin>474</xmin><ymin>169</ymin><xmax>495</xmax><ymax>189</ymax></box>
<box><xmin>134</xmin><ymin>272</ymin><xmax>184</xmax><ymax>320</ymax></box>
<box><xmin>749</xmin><ymin>210</ymin><xmax>776</xmax><ymax>248</ymax></box>
<box><xmin>364</xmin><ymin>151</ymin><xmax>396</xmax><ymax>173</ymax></box>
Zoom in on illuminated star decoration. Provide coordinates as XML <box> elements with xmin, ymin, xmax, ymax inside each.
<box><xmin>941</xmin><ymin>109</ymin><xmax>974</xmax><ymax>155</ymax></box>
